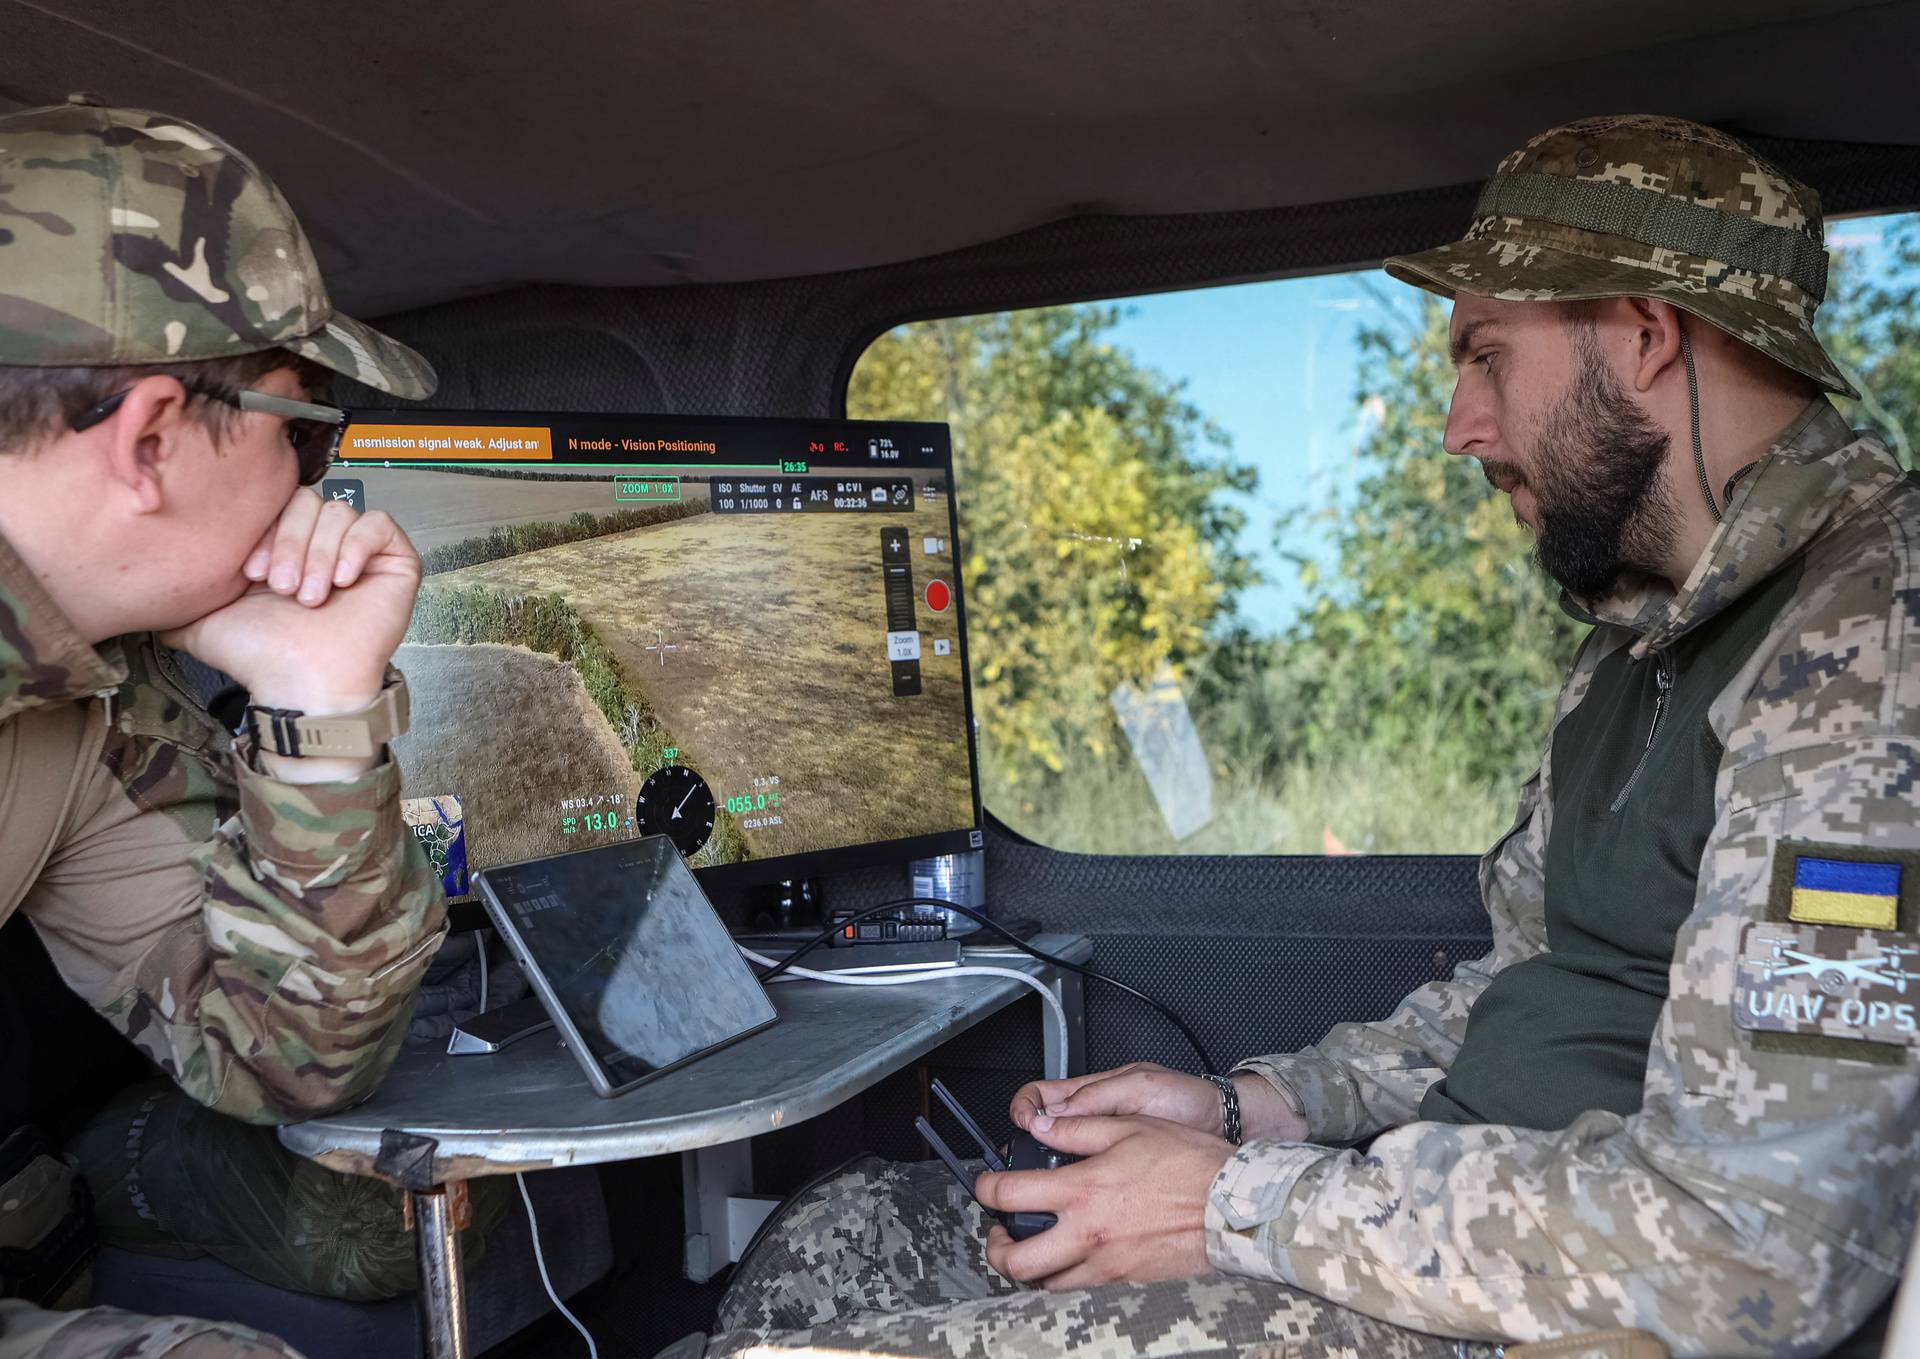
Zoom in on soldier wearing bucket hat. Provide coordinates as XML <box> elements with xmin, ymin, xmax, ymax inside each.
<box><xmin>1383</xmin><ymin>113</ymin><xmax>1868</xmax><ymax>584</ymax></box>
<box><xmin>657</xmin><ymin>117</ymin><xmax>1920</xmax><ymax>1359</ymax></box>
<box><xmin>0</xmin><ymin>100</ymin><xmax>446</xmax><ymax>1359</ymax></box>
<box><xmin>1387</xmin><ymin>114</ymin><xmax>1857</xmax><ymax>399</ymax></box>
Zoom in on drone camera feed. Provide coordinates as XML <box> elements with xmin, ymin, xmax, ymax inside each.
<box><xmin>348</xmin><ymin>410</ymin><xmax>982</xmax><ymax>893</ymax></box>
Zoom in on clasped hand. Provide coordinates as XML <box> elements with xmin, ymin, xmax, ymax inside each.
<box><xmin>161</xmin><ymin>488</ymin><xmax>421</xmax><ymax>717</ymax></box>
<box><xmin>975</xmin><ymin>1063</ymin><xmax>1243</xmax><ymax>1289</ymax></box>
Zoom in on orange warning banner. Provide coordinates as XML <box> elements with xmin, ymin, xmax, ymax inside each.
<box><xmin>338</xmin><ymin>424</ymin><xmax>554</xmax><ymax>460</ymax></box>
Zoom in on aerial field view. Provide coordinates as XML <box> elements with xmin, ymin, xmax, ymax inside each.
<box><xmin>357</xmin><ymin>461</ymin><xmax>973</xmax><ymax>881</ymax></box>
<box><xmin>391</xmin><ymin>641</ymin><xmax>643</xmax><ymax>869</ymax></box>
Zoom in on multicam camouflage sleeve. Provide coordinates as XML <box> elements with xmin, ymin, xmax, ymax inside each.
<box><xmin>166</xmin><ymin>757</ymin><xmax>446</xmax><ymax>1121</ymax></box>
<box><xmin>1231</xmin><ymin>637</ymin><xmax>1613</xmax><ymax>1144</ymax></box>
<box><xmin>1206</xmin><ymin>649</ymin><xmax>1920</xmax><ymax>1348</ymax></box>
<box><xmin>22</xmin><ymin>639</ymin><xmax>445</xmax><ymax>1126</ymax></box>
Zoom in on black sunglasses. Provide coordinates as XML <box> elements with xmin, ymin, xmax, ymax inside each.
<box><xmin>71</xmin><ymin>379</ymin><xmax>349</xmax><ymax>488</ymax></box>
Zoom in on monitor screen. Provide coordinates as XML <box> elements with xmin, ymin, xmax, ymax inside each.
<box><xmin>331</xmin><ymin>409</ymin><xmax>982</xmax><ymax>896</ymax></box>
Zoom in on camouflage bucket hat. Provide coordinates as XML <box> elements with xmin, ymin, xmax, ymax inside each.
<box><xmin>0</xmin><ymin>99</ymin><xmax>435</xmax><ymax>398</ymax></box>
<box><xmin>1386</xmin><ymin>114</ymin><xmax>1859</xmax><ymax>400</ymax></box>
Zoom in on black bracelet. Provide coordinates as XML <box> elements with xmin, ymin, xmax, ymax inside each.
<box><xmin>1204</xmin><ymin>1072</ymin><xmax>1242</xmax><ymax>1145</ymax></box>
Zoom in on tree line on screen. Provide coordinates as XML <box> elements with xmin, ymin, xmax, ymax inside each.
<box><xmin>846</xmin><ymin>231</ymin><xmax>1913</xmax><ymax>855</ymax></box>
<box><xmin>418</xmin><ymin>500</ymin><xmax>709</xmax><ymax>574</ymax></box>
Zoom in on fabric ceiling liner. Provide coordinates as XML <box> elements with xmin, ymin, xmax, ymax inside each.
<box><xmin>1</xmin><ymin>0</ymin><xmax>1915</xmax><ymax>314</ymax></box>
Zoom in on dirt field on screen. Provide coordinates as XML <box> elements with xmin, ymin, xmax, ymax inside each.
<box><xmin>434</xmin><ymin>510</ymin><xmax>973</xmax><ymax>859</ymax></box>
<box><xmin>391</xmin><ymin>641</ymin><xmax>642</xmax><ymax>869</ymax></box>
<box><xmin>354</xmin><ymin>468</ymin><xmax>712</xmax><ymax>554</ymax></box>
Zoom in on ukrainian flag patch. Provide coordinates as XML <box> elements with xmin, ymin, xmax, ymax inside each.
<box><xmin>1789</xmin><ymin>856</ymin><xmax>1901</xmax><ymax>930</ymax></box>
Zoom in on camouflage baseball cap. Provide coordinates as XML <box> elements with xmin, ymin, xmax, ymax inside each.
<box><xmin>1386</xmin><ymin>114</ymin><xmax>1858</xmax><ymax>400</ymax></box>
<box><xmin>0</xmin><ymin>99</ymin><xmax>435</xmax><ymax>398</ymax></box>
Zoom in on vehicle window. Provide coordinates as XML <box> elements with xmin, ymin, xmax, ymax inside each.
<box><xmin>1821</xmin><ymin>211</ymin><xmax>1920</xmax><ymax>467</ymax></box>
<box><xmin>847</xmin><ymin>209</ymin><xmax>1920</xmax><ymax>856</ymax></box>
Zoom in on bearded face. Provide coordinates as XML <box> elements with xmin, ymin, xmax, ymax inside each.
<box><xmin>1479</xmin><ymin>320</ymin><xmax>1680</xmax><ymax>602</ymax></box>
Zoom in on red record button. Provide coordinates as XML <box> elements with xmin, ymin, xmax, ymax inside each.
<box><xmin>925</xmin><ymin>579</ymin><xmax>952</xmax><ymax>612</ymax></box>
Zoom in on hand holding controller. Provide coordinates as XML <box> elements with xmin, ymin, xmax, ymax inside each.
<box><xmin>916</xmin><ymin>1078</ymin><xmax>1079</xmax><ymax>1240</ymax></box>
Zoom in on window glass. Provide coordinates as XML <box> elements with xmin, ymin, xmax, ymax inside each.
<box><xmin>847</xmin><ymin>209</ymin><xmax>1919</xmax><ymax>855</ymax></box>
<box><xmin>1820</xmin><ymin>212</ymin><xmax>1920</xmax><ymax>466</ymax></box>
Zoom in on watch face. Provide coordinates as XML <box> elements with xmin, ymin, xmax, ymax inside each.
<box><xmin>637</xmin><ymin>765</ymin><xmax>715</xmax><ymax>855</ymax></box>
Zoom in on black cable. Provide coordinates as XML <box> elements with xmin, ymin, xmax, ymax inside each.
<box><xmin>750</xmin><ymin>898</ymin><xmax>1221</xmax><ymax>1075</ymax></box>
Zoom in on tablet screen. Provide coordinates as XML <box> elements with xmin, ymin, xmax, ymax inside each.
<box><xmin>477</xmin><ymin>838</ymin><xmax>777</xmax><ymax>1092</ymax></box>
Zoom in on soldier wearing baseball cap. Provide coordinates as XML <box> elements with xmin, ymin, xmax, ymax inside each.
<box><xmin>660</xmin><ymin>118</ymin><xmax>1920</xmax><ymax>1359</ymax></box>
<box><xmin>1</xmin><ymin>100</ymin><xmax>447</xmax><ymax>1359</ymax></box>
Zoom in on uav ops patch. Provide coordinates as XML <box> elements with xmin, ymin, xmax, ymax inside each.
<box><xmin>1735</xmin><ymin>922</ymin><xmax>1920</xmax><ymax>1048</ymax></box>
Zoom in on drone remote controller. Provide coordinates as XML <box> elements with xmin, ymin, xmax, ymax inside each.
<box><xmin>915</xmin><ymin>1078</ymin><xmax>1079</xmax><ymax>1240</ymax></box>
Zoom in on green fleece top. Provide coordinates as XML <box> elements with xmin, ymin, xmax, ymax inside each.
<box><xmin>1419</xmin><ymin>552</ymin><xmax>1804</xmax><ymax>1128</ymax></box>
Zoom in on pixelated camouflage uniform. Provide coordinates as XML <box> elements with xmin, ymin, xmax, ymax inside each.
<box><xmin>673</xmin><ymin>1156</ymin><xmax>1474</xmax><ymax>1359</ymax></box>
<box><xmin>0</xmin><ymin>100</ymin><xmax>442</xmax><ymax>1354</ymax></box>
<box><xmin>0</xmin><ymin>1301</ymin><xmax>304</xmax><ymax>1359</ymax></box>
<box><xmin>1215</xmin><ymin>400</ymin><xmax>1919</xmax><ymax>1355</ymax></box>
<box><xmin>681</xmin><ymin>118</ymin><xmax>1918</xmax><ymax>1359</ymax></box>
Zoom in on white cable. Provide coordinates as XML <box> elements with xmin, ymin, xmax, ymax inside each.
<box><xmin>516</xmin><ymin>1171</ymin><xmax>598</xmax><ymax>1359</ymax></box>
<box><xmin>476</xmin><ymin>932</ymin><xmax>490</xmax><ymax>1013</ymax></box>
<box><xmin>737</xmin><ymin>946</ymin><xmax>1069</xmax><ymax>1070</ymax></box>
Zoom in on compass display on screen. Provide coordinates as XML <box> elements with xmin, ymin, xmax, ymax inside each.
<box><xmin>637</xmin><ymin>765</ymin><xmax>715</xmax><ymax>855</ymax></box>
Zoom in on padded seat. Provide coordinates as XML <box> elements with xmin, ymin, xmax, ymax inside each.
<box><xmin>88</xmin><ymin>1165</ymin><xmax>611</xmax><ymax>1359</ymax></box>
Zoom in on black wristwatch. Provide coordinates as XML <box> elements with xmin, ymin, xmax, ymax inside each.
<box><xmin>245</xmin><ymin>665</ymin><xmax>410</xmax><ymax>759</ymax></box>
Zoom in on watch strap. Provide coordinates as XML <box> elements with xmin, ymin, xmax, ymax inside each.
<box><xmin>247</xmin><ymin>667</ymin><xmax>409</xmax><ymax>759</ymax></box>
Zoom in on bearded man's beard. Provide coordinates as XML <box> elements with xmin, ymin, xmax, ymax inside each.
<box><xmin>1493</xmin><ymin>332</ymin><xmax>1681</xmax><ymax>601</ymax></box>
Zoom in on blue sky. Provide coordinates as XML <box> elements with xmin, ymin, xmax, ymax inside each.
<box><xmin>1104</xmin><ymin>210</ymin><xmax>1912</xmax><ymax>636</ymax></box>
<box><xmin>1108</xmin><ymin>269</ymin><xmax>1407</xmax><ymax>632</ymax></box>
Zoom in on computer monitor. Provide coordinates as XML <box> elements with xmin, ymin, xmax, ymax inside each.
<box><xmin>328</xmin><ymin>409</ymin><xmax>983</xmax><ymax>900</ymax></box>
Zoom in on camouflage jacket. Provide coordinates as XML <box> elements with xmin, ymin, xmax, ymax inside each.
<box><xmin>0</xmin><ymin>530</ymin><xmax>445</xmax><ymax>1125</ymax></box>
<box><xmin>1217</xmin><ymin>401</ymin><xmax>1919</xmax><ymax>1355</ymax></box>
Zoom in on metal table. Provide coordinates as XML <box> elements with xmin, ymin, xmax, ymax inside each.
<box><xmin>279</xmin><ymin>933</ymin><xmax>1090</xmax><ymax>1358</ymax></box>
